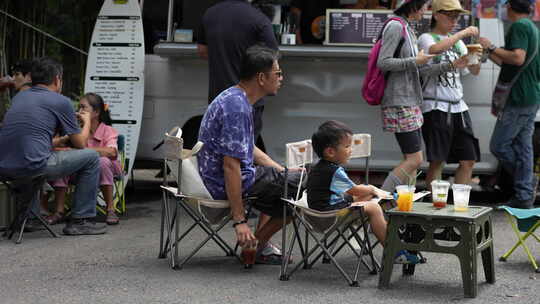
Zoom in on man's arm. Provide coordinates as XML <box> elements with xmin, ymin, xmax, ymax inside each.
<box><xmin>479</xmin><ymin>37</ymin><xmax>526</xmax><ymax>66</ymax></box>
<box><xmin>254</xmin><ymin>146</ymin><xmax>284</xmax><ymax>171</ymax></box>
<box><xmin>197</xmin><ymin>44</ymin><xmax>208</xmax><ymax>60</ymax></box>
<box><xmin>223</xmin><ymin>155</ymin><xmax>256</xmax><ymax>246</ymax></box>
<box><xmin>490</xmin><ymin>47</ymin><xmax>525</xmax><ymax>66</ymax></box>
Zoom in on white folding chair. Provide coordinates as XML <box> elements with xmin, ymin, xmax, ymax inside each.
<box><xmin>159</xmin><ymin>127</ymin><xmax>241</xmax><ymax>269</ymax></box>
<box><xmin>279</xmin><ymin>135</ymin><xmax>380</xmax><ymax>286</ymax></box>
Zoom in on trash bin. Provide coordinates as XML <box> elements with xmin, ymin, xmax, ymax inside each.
<box><xmin>0</xmin><ymin>183</ymin><xmax>15</xmax><ymax>231</ymax></box>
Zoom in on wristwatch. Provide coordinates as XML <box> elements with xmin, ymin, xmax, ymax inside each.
<box><xmin>487</xmin><ymin>44</ymin><xmax>497</xmax><ymax>54</ymax></box>
<box><xmin>232</xmin><ymin>219</ymin><xmax>247</xmax><ymax>228</ymax></box>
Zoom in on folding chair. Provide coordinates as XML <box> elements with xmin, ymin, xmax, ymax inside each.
<box><xmin>498</xmin><ymin>206</ymin><xmax>540</xmax><ymax>273</ymax></box>
<box><xmin>279</xmin><ymin>135</ymin><xmax>380</xmax><ymax>286</ymax></box>
<box><xmin>97</xmin><ymin>134</ymin><xmax>128</xmax><ymax>215</ymax></box>
<box><xmin>1</xmin><ymin>174</ymin><xmax>59</xmax><ymax>244</ymax></box>
<box><xmin>158</xmin><ymin>127</ymin><xmax>243</xmax><ymax>270</ymax></box>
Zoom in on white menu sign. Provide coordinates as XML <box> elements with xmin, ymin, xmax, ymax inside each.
<box><xmin>84</xmin><ymin>0</ymin><xmax>144</xmax><ymax>185</ymax></box>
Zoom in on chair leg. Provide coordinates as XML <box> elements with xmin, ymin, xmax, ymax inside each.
<box><xmin>500</xmin><ymin>214</ymin><xmax>540</xmax><ymax>272</ymax></box>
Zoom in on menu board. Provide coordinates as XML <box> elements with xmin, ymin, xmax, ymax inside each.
<box><xmin>85</xmin><ymin>0</ymin><xmax>144</xmax><ymax>184</ymax></box>
<box><xmin>325</xmin><ymin>9</ymin><xmax>473</xmax><ymax>46</ymax></box>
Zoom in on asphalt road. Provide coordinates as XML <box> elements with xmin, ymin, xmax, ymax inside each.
<box><xmin>0</xmin><ymin>174</ymin><xmax>538</xmax><ymax>304</ymax></box>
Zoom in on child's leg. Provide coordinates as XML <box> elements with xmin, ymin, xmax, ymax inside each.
<box><xmin>361</xmin><ymin>201</ymin><xmax>387</xmax><ymax>244</ymax></box>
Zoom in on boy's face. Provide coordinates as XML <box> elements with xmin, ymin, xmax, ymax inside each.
<box><xmin>325</xmin><ymin>134</ymin><xmax>352</xmax><ymax>165</ymax></box>
<box><xmin>13</xmin><ymin>71</ymin><xmax>31</xmax><ymax>91</ymax></box>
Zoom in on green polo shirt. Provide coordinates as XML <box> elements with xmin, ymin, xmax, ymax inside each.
<box><xmin>499</xmin><ymin>18</ymin><xmax>540</xmax><ymax>106</ymax></box>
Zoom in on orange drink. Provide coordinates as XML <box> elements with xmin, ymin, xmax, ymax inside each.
<box><xmin>396</xmin><ymin>185</ymin><xmax>415</xmax><ymax>212</ymax></box>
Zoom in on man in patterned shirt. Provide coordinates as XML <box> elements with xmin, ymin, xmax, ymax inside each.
<box><xmin>198</xmin><ymin>45</ymin><xmax>301</xmax><ymax>265</ymax></box>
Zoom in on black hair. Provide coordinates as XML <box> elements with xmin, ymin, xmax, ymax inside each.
<box><xmin>239</xmin><ymin>44</ymin><xmax>280</xmax><ymax>81</ymax></box>
<box><xmin>82</xmin><ymin>92</ymin><xmax>112</xmax><ymax>126</ymax></box>
<box><xmin>394</xmin><ymin>0</ymin><xmax>429</xmax><ymax>18</ymax></box>
<box><xmin>508</xmin><ymin>0</ymin><xmax>531</xmax><ymax>14</ymax></box>
<box><xmin>31</xmin><ymin>57</ymin><xmax>63</xmax><ymax>86</ymax></box>
<box><xmin>252</xmin><ymin>0</ymin><xmax>276</xmax><ymax>21</ymax></box>
<box><xmin>311</xmin><ymin>120</ymin><xmax>353</xmax><ymax>158</ymax></box>
<box><xmin>11</xmin><ymin>59</ymin><xmax>33</xmax><ymax>77</ymax></box>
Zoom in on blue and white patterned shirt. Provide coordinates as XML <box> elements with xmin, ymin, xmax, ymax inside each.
<box><xmin>197</xmin><ymin>87</ymin><xmax>255</xmax><ymax>200</ymax></box>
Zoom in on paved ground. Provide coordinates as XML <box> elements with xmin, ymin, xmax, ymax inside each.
<box><xmin>0</xmin><ymin>170</ymin><xmax>538</xmax><ymax>304</ymax></box>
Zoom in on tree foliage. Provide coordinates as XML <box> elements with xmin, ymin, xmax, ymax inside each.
<box><xmin>0</xmin><ymin>0</ymin><xmax>103</xmax><ymax>119</ymax></box>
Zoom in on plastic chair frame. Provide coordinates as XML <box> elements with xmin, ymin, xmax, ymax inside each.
<box><xmin>279</xmin><ymin>135</ymin><xmax>380</xmax><ymax>286</ymax></box>
<box><xmin>499</xmin><ymin>210</ymin><xmax>540</xmax><ymax>273</ymax></box>
<box><xmin>97</xmin><ymin>134</ymin><xmax>128</xmax><ymax>215</ymax></box>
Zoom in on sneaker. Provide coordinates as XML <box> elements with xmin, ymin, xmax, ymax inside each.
<box><xmin>63</xmin><ymin>219</ymin><xmax>107</xmax><ymax>235</ymax></box>
<box><xmin>394</xmin><ymin>250</ymin><xmax>421</xmax><ymax>264</ymax></box>
<box><xmin>255</xmin><ymin>253</ymin><xmax>288</xmax><ymax>265</ymax></box>
<box><xmin>259</xmin><ymin>241</ymin><xmax>282</xmax><ymax>256</ymax></box>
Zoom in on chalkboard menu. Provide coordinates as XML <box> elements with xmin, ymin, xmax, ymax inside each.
<box><xmin>325</xmin><ymin>9</ymin><xmax>473</xmax><ymax>46</ymax></box>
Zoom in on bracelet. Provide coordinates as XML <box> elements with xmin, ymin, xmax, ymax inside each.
<box><xmin>232</xmin><ymin>219</ymin><xmax>247</xmax><ymax>228</ymax></box>
<box><xmin>488</xmin><ymin>44</ymin><xmax>497</xmax><ymax>54</ymax></box>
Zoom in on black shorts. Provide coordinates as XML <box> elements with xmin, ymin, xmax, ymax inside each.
<box><xmin>394</xmin><ymin>129</ymin><xmax>423</xmax><ymax>154</ymax></box>
<box><xmin>247</xmin><ymin>166</ymin><xmax>306</xmax><ymax>218</ymax></box>
<box><xmin>421</xmin><ymin>110</ymin><xmax>480</xmax><ymax>163</ymax></box>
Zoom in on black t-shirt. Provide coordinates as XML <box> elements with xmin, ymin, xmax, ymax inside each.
<box><xmin>291</xmin><ymin>0</ymin><xmax>340</xmax><ymax>44</ymax></box>
<box><xmin>307</xmin><ymin>159</ymin><xmax>354</xmax><ymax>211</ymax></box>
<box><xmin>198</xmin><ymin>0</ymin><xmax>278</xmax><ymax>103</ymax></box>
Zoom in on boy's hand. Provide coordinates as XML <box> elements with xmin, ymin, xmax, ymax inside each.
<box><xmin>370</xmin><ymin>185</ymin><xmax>392</xmax><ymax>200</ymax></box>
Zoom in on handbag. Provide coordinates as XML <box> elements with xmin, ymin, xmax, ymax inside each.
<box><xmin>491</xmin><ymin>38</ymin><xmax>538</xmax><ymax>119</ymax></box>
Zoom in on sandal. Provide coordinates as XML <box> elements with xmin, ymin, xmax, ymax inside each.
<box><xmin>106</xmin><ymin>210</ymin><xmax>119</xmax><ymax>225</ymax></box>
<box><xmin>45</xmin><ymin>212</ymin><xmax>64</xmax><ymax>225</ymax></box>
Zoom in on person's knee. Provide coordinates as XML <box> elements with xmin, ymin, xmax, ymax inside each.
<box><xmin>459</xmin><ymin>160</ymin><xmax>475</xmax><ymax>170</ymax></box>
<box><xmin>99</xmin><ymin>157</ymin><xmax>112</xmax><ymax>170</ymax></box>
<box><xmin>406</xmin><ymin>152</ymin><xmax>423</xmax><ymax>169</ymax></box>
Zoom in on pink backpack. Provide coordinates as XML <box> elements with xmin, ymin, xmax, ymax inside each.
<box><xmin>361</xmin><ymin>18</ymin><xmax>407</xmax><ymax>106</ymax></box>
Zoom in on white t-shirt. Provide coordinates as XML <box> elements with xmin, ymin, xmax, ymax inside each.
<box><xmin>417</xmin><ymin>33</ymin><xmax>470</xmax><ymax>113</ymax></box>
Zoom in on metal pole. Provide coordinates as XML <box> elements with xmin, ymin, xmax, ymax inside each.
<box><xmin>166</xmin><ymin>0</ymin><xmax>174</xmax><ymax>42</ymax></box>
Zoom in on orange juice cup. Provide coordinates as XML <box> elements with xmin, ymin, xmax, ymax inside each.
<box><xmin>396</xmin><ymin>185</ymin><xmax>415</xmax><ymax>211</ymax></box>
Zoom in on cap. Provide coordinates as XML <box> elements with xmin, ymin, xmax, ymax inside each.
<box><xmin>431</xmin><ymin>0</ymin><xmax>470</xmax><ymax>13</ymax></box>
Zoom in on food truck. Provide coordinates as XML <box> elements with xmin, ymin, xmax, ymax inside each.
<box><xmin>137</xmin><ymin>0</ymin><xmax>540</xmax><ymax>178</ymax></box>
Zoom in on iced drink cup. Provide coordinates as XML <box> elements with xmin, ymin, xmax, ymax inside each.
<box><xmin>466</xmin><ymin>44</ymin><xmax>483</xmax><ymax>65</ymax></box>
<box><xmin>431</xmin><ymin>180</ymin><xmax>450</xmax><ymax>209</ymax></box>
<box><xmin>241</xmin><ymin>241</ymin><xmax>258</xmax><ymax>269</ymax></box>
<box><xmin>396</xmin><ymin>185</ymin><xmax>415</xmax><ymax>212</ymax></box>
<box><xmin>452</xmin><ymin>184</ymin><xmax>472</xmax><ymax>211</ymax></box>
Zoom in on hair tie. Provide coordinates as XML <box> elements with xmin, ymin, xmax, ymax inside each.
<box><xmin>104</xmin><ymin>103</ymin><xmax>109</xmax><ymax>111</ymax></box>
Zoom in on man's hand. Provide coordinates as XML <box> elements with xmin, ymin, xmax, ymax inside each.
<box><xmin>478</xmin><ymin>37</ymin><xmax>492</xmax><ymax>49</ymax></box>
<box><xmin>235</xmin><ymin>223</ymin><xmax>257</xmax><ymax>248</ymax></box>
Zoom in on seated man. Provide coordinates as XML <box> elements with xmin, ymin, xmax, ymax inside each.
<box><xmin>198</xmin><ymin>45</ymin><xmax>301</xmax><ymax>264</ymax></box>
<box><xmin>0</xmin><ymin>57</ymin><xmax>106</xmax><ymax>236</ymax></box>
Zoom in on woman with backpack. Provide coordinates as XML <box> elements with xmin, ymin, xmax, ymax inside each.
<box><xmin>417</xmin><ymin>0</ymin><xmax>481</xmax><ymax>192</ymax></box>
<box><xmin>376</xmin><ymin>0</ymin><xmax>468</xmax><ymax>192</ymax></box>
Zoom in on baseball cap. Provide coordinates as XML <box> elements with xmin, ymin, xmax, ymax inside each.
<box><xmin>431</xmin><ymin>0</ymin><xmax>470</xmax><ymax>13</ymax></box>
